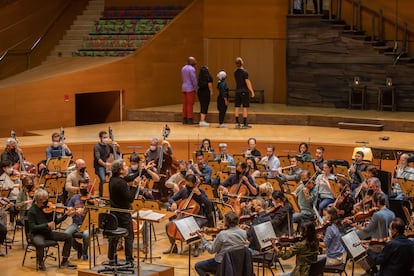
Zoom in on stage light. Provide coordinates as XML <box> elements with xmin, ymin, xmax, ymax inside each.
<box><xmin>354</xmin><ymin>76</ymin><xmax>360</xmax><ymax>86</ymax></box>
<box><xmin>352</xmin><ymin>141</ymin><xmax>373</xmax><ymax>162</ymax></box>
<box><xmin>386</xmin><ymin>77</ymin><xmax>393</xmax><ymax>87</ymax></box>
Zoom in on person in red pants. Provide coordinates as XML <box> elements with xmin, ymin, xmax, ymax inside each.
<box><xmin>181</xmin><ymin>56</ymin><xmax>198</xmax><ymax>124</ymax></box>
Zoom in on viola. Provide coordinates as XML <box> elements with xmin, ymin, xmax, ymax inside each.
<box><xmin>189</xmin><ymin>226</ymin><xmax>228</xmax><ymax>236</ymax></box>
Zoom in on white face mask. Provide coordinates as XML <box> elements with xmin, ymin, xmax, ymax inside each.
<box><xmin>7</xmin><ymin>168</ymin><xmax>13</xmax><ymax>175</ymax></box>
<box><xmin>130</xmin><ymin>165</ymin><xmax>138</xmax><ymax>170</ymax></box>
<box><xmin>149</xmin><ymin>145</ymin><xmax>157</xmax><ymax>151</ymax></box>
<box><xmin>102</xmin><ymin>138</ymin><xmax>109</xmax><ymax>144</ymax></box>
<box><xmin>52</xmin><ymin>141</ymin><xmax>60</xmax><ymax>148</ymax></box>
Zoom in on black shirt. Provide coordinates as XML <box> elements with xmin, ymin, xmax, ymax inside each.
<box><xmin>93</xmin><ymin>143</ymin><xmax>114</xmax><ymax>169</ymax></box>
<box><xmin>1</xmin><ymin>149</ymin><xmax>20</xmax><ymax>166</ymax></box>
<box><xmin>109</xmin><ymin>175</ymin><xmax>138</xmax><ymax>210</ymax></box>
<box><xmin>27</xmin><ymin>203</ymin><xmax>67</xmax><ymax>236</ymax></box>
<box><xmin>234</xmin><ymin>68</ymin><xmax>249</xmax><ymax>93</ymax></box>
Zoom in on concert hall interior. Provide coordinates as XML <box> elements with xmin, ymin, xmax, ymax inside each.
<box><xmin>1</xmin><ymin>0</ymin><xmax>414</xmax><ymax>276</ymax></box>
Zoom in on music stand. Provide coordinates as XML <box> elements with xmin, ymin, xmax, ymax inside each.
<box><xmin>214</xmin><ymin>200</ymin><xmax>234</xmax><ymax>218</ymax></box>
<box><xmin>371</xmin><ymin>148</ymin><xmax>396</xmax><ymax>170</ymax></box>
<box><xmin>284</xmin><ymin>193</ymin><xmax>300</xmax><ymax>213</ymax></box>
<box><xmin>253</xmin><ymin>221</ymin><xmax>277</xmax><ymax>253</ymax></box>
<box><xmin>46</xmin><ymin>157</ymin><xmax>71</xmax><ymax>173</ymax></box>
<box><xmin>233</xmin><ymin>154</ymin><xmax>246</xmax><ymax>164</ymax></box>
<box><xmin>80</xmin><ymin>208</ymin><xmax>102</xmax><ymax>267</ymax></box>
<box><xmin>341</xmin><ymin>230</ymin><xmax>373</xmax><ymax>276</ymax></box>
<box><xmin>208</xmin><ymin>161</ymin><xmax>220</xmax><ymax>178</ymax></box>
<box><xmin>301</xmin><ymin>161</ymin><xmax>315</xmax><ymax>176</ymax></box>
<box><xmin>333</xmin><ymin>165</ymin><xmax>351</xmax><ymax>180</ymax></box>
<box><xmin>329</xmin><ymin>179</ymin><xmax>340</xmax><ymax>198</ymax></box>
<box><xmin>174</xmin><ymin>216</ymin><xmax>201</xmax><ymax>276</ymax></box>
<box><xmin>278</xmin><ymin>156</ymin><xmax>290</xmax><ymax>168</ymax></box>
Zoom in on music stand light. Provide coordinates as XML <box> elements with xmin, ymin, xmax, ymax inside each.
<box><xmin>352</xmin><ymin>147</ymin><xmax>373</xmax><ymax>162</ymax></box>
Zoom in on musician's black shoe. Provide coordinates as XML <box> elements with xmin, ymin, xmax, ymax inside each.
<box><xmin>38</xmin><ymin>262</ymin><xmax>46</xmax><ymax>271</ymax></box>
<box><xmin>162</xmin><ymin>244</ymin><xmax>177</xmax><ymax>254</ymax></box>
<box><xmin>125</xmin><ymin>261</ymin><xmax>136</xmax><ymax>268</ymax></box>
<box><xmin>61</xmin><ymin>259</ymin><xmax>77</xmax><ymax>269</ymax></box>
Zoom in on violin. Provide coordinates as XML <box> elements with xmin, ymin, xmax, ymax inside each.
<box><xmin>316</xmin><ymin>221</ymin><xmax>331</xmax><ymax>233</ymax></box>
<box><xmin>42</xmin><ymin>202</ymin><xmax>71</xmax><ymax>214</ymax></box>
<box><xmin>239</xmin><ymin>212</ymin><xmax>257</xmax><ymax>224</ymax></box>
<box><xmin>344</xmin><ymin>207</ymin><xmax>378</xmax><ymax>223</ymax></box>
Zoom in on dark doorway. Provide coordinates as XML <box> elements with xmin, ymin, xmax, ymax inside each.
<box><xmin>75</xmin><ymin>90</ymin><xmax>122</xmax><ymax>126</ymax></box>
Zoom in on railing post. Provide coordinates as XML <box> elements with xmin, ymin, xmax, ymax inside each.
<box><xmin>351</xmin><ymin>0</ymin><xmax>355</xmax><ymax>31</ymax></box>
<box><xmin>329</xmin><ymin>0</ymin><xmax>332</xmax><ymax>20</ymax></box>
<box><xmin>357</xmin><ymin>0</ymin><xmax>362</xmax><ymax>31</ymax></box>
<box><xmin>290</xmin><ymin>0</ymin><xmax>293</xmax><ymax>15</ymax></box>
<box><xmin>379</xmin><ymin>9</ymin><xmax>384</xmax><ymax>41</ymax></box>
<box><xmin>371</xmin><ymin>14</ymin><xmax>375</xmax><ymax>41</ymax></box>
<box><xmin>337</xmin><ymin>0</ymin><xmax>342</xmax><ymax>20</ymax></box>
<box><xmin>403</xmin><ymin>22</ymin><xmax>407</xmax><ymax>53</ymax></box>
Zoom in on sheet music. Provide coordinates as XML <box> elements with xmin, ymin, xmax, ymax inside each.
<box><xmin>137</xmin><ymin>210</ymin><xmax>166</xmax><ymax>222</ymax></box>
<box><xmin>174</xmin><ymin>216</ymin><xmax>201</xmax><ymax>243</ymax></box>
<box><xmin>253</xmin><ymin>221</ymin><xmax>277</xmax><ymax>252</ymax></box>
<box><xmin>341</xmin><ymin>230</ymin><xmax>366</xmax><ymax>259</ymax></box>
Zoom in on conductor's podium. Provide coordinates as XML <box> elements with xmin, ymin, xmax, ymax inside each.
<box><xmin>78</xmin><ymin>263</ymin><xmax>174</xmax><ymax>276</ymax></box>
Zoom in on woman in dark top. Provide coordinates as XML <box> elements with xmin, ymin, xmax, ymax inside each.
<box><xmin>197</xmin><ymin>66</ymin><xmax>213</xmax><ymax>127</ymax></box>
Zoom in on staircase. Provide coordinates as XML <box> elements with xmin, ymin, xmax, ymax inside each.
<box><xmin>44</xmin><ymin>0</ymin><xmax>104</xmax><ymax>62</ymax></box>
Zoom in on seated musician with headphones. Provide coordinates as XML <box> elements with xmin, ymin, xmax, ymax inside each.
<box><xmin>164</xmin><ymin>174</ymin><xmax>214</xmax><ymax>257</ymax></box>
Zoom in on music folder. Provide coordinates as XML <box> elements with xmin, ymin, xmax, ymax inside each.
<box><xmin>174</xmin><ymin>216</ymin><xmax>201</xmax><ymax>244</ymax></box>
<box><xmin>341</xmin><ymin>230</ymin><xmax>372</xmax><ymax>271</ymax></box>
<box><xmin>253</xmin><ymin>221</ymin><xmax>277</xmax><ymax>253</ymax></box>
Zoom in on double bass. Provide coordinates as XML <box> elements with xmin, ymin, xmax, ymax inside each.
<box><xmin>10</xmin><ymin>130</ymin><xmax>36</xmax><ymax>175</ymax></box>
<box><xmin>153</xmin><ymin>125</ymin><xmax>173</xmax><ymax>202</ymax></box>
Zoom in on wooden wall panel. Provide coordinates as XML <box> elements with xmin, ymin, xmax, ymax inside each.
<box><xmin>105</xmin><ymin>0</ymin><xmax>192</xmax><ymax>7</ymax></box>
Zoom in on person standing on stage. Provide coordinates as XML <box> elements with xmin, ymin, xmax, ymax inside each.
<box><xmin>216</xmin><ymin>70</ymin><xmax>229</xmax><ymax>128</ymax></box>
<box><xmin>93</xmin><ymin>130</ymin><xmax>120</xmax><ymax>197</ymax></box>
<box><xmin>181</xmin><ymin>56</ymin><xmax>198</xmax><ymax>125</ymax></box>
<box><xmin>108</xmin><ymin>159</ymin><xmax>137</xmax><ymax>267</ymax></box>
<box><xmin>234</xmin><ymin>57</ymin><xmax>255</xmax><ymax>129</ymax></box>
<box><xmin>195</xmin><ymin>211</ymin><xmax>247</xmax><ymax>276</ymax></box>
<box><xmin>197</xmin><ymin>65</ymin><xmax>213</xmax><ymax>127</ymax></box>
<box><xmin>46</xmin><ymin>132</ymin><xmax>72</xmax><ymax>159</ymax></box>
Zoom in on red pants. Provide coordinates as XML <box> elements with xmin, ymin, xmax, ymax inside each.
<box><xmin>182</xmin><ymin>91</ymin><xmax>195</xmax><ymax>119</ymax></box>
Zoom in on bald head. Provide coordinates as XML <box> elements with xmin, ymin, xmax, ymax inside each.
<box><xmin>75</xmin><ymin>159</ymin><xmax>86</xmax><ymax>173</ymax></box>
<box><xmin>187</xmin><ymin>56</ymin><xmax>197</xmax><ymax>66</ymax></box>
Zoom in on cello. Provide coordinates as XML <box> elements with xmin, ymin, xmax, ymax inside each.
<box><xmin>226</xmin><ymin>167</ymin><xmax>250</xmax><ymax>216</ymax></box>
<box><xmin>166</xmin><ymin>187</ymin><xmax>200</xmax><ymax>241</ymax></box>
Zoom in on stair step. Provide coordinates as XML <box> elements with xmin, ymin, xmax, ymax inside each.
<box><xmin>342</xmin><ymin>34</ymin><xmax>372</xmax><ymax>41</ymax></box>
<box><xmin>338</xmin><ymin>122</ymin><xmax>384</xmax><ymax>131</ymax></box>
<box><xmin>342</xmin><ymin>30</ymin><xmax>365</xmax><ymax>35</ymax></box>
<box><xmin>373</xmin><ymin>46</ymin><xmax>393</xmax><ymax>53</ymax></box>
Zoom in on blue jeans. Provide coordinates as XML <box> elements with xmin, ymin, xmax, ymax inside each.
<box><xmin>95</xmin><ymin>166</ymin><xmax>107</xmax><ymax>197</ymax></box>
<box><xmin>64</xmin><ymin>223</ymin><xmax>90</xmax><ymax>256</ymax></box>
<box><xmin>293</xmin><ymin>212</ymin><xmax>313</xmax><ymax>231</ymax></box>
<box><xmin>195</xmin><ymin>257</ymin><xmax>219</xmax><ymax>276</ymax></box>
<box><xmin>319</xmin><ymin>198</ymin><xmax>334</xmax><ymax>212</ymax></box>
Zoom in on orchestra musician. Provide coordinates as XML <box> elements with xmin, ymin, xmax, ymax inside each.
<box><xmin>245</xmin><ymin>137</ymin><xmax>261</xmax><ymax>162</ymax></box>
<box><xmin>269</xmin><ymin>190</ymin><xmax>294</xmax><ymax>236</ymax></box>
<box><xmin>273</xmin><ymin>221</ymin><xmax>319</xmax><ymax>276</ymax></box>
<box><xmin>190</xmin><ymin>151</ymin><xmax>213</xmax><ymax>184</ymax></box>
<box><xmin>108</xmin><ymin>159</ymin><xmax>137</xmax><ymax>268</ymax></box>
<box><xmin>244</xmin><ymin>198</ymin><xmax>271</xmax><ymax>255</ymax></box>
<box><xmin>349</xmin><ymin>150</ymin><xmax>367</xmax><ymax>192</ymax></box>
<box><xmin>313</xmin><ymin>146</ymin><xmax>325</xmax><ymax>173</ymax></box>
<box><xmin>194</xmin><ymin>211</ymin><xmax>247</xmax><ymax>276</ymax></box>
<box><xmin>350</xmin><ymin>193</ymin><xmax>395</xmax><ymax>241</ymax></box>
<box><xmin>16</xmin><ymin>177</ymin><xmax>34</xmax><ymax>218</ymax></box>
<box><xmin>0</xmin><ymin>214</ymin><xmax>6</xmax><ymax>256</ymax></box>
<box><xmin>246</xmin><ymin>157</ymin><xmax>261</xmax><ymax>183</ymax></box>
<box><xmin>218</xmin><ymin>162</ymin><xmax>258</xmax><ymax>197</ymax></box>
<box><xmin>27</xmin><ymin>189</ymin><xmax>77</xmax><ymax>270</ymax></box>
<box><xmin>93</xmin><ymin>130</ymin><xmax>120</xmax><ymax>197</ymax></box>
<box><xmin>199</xmin><ymin>138</ymin><xmax>216</xmax><ymax>159</ymax></box>
<box><xmin>315</xmin><ymin>161</ymin><xmax>336</xmax><ymax>213</ymax></box>
<box><xmin>0</xmin><ymin>160</ymin><xmax>20</xmax><ymax>227</ymax></box>
<box><xmin>164</xmin><ymin>174</ymin><xmax>214</xmax><ymax>256</ymax></box>
<box><xmin>259</xmin><ymin>144</ymin><xmax>280</xmax><ymax>178</ymax></box>
<box><xmin>391</xmin><ymin>153</ymin><xmax>413</xmax><ymax>199</ymax></box>
<box><xmin>297</xmin><ymin>142</ymin><xmax>312</xmax><ymax>162</ymax></box>
<box><xmin>46</xmin><ymin>132</ymin><xmax>72</xmax><ymax>159</ymax></box>
<box><xmin>320</xmin><ymin>206</ymin><xmax>347</xmax><ymax>266</ymax></box>
<box><xmin>144</xmin><ymin>137</ymin><xmax>172</xmax><ymax>164</ymax></box>
<box><xmin>354</xmin><ymin>177</ymin><xmax>389</xmax><ymax>211</ymax></box>
<box><xmin>367</xmin><ymin>217</ymin><xmax>414</xmax><ymax>275</ymax></box>
<box><xmin>165</xmin><ymin>160</ymin><xmax>188</xmax><ymax>194</ymax></box>
<box><xmin>65</xmin><ymin>159</ymin><xmax>90</xmax><ymax>201</ymax></box>
<box><xmin>214</xmin><ymin>143</ymin><xmax>234</xmax><ymax>166</ymax></box>
<box><xmin>292</xmin><ymin>170</ymin><xmax>318</xmax><ymax>230</ymax></box>
<box><xmin>64</xmin><ymin>181</ymin><xmax>94</xmax><ymax>260</ymax></box>
<box><xmin>333</xmin><ymin>178</ymin><xmax>354</xmax><ymax>218</ymax></box>
<box><xmin>1</xmin><ymin>138</ymin><xmax>23</xmax><ymax>171</ymax></box>
<box><xmin>125</xmin><ymin>153</ymin><xmax>159</xmax><ymax>199</ymax></box>
<box><xmin>275</xmin><ymin>155</ymin><xmax>302</xmax><ymax>185</ymax></box>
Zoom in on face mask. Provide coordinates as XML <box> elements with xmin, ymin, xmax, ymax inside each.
<box><xmin>79</xmin><ymin>167</ymin><xmax>86</xmax><ymax>174</ymax></box>
<box><xmin>80</xmin><ymin>188</ymin><xmax>88</xmax><ymax>196</ymax></box>
<box><xmin>102</xmin><ymin>138</ymin><xmax>109</xmax><ymax>144</ymax></box>
<box><xmin>150</xmin><ymin>145</ymin><xmax>157</xmax><ymax>151</ymax></box>
<box><xmin>131</xmin><ymin>165</ymin><xmax>138</xmax><ymax>170</ymax></box>
<box><xmin>26</xmin><ymin>185</ymin><xmax>34</xmax><ymax>191</ymax></box>
<box><xmin>52</xmin><ymin>141</ymin><xmax>60</xmax><ymax>148</ymax></box>
<box><xmin>186</xmin><ymin>185</ymin><xmax>193</xmax><ymax>192</ymax></box>
<box><xmin>42</xmin><ymin>199</ymin><xmax>49</xmax><ymax>208</ymax></box>
<box><xmin>7</xmin><ymin>168</ymin><xmax>13</xmax><ymax>175</ymax></box>
<box><xmin>181</xmin><ymin>170</ymin><xmax>187</xmax><ymax>176</ymax></box>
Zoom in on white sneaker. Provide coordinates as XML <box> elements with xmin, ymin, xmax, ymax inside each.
<box><xmin>218</xmin><ymin>124</ymin><xmax>227</xmax><ymax>128</ymax></box>
<box><xmin>199</xmin><ymin>121</ymin><xmax>210</xmax><ymax>127</ymax></box>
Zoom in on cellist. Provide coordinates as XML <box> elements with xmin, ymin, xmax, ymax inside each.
<box><xmin>218</xmin><ymin>162</ymin><xmax>258</xmax><ymax>198</ymax></box>
<box><xmin>164</xmin><ymin>174</ymin><xmax>214</xmax><ymax>257</ymax></box>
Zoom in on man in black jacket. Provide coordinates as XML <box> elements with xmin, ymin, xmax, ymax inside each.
<box><xmin>27</xmin><ymin>189</ymin><xmax>76</xmax><ymax>271</ymax></box>
<box><xmin>108</xmin><ymin>159</ymin><xmax>138</xmax><ymax>267</ymax></box>
<box><xmin>368</xmin><ymin>217</ymin><xmax>414</xmax><ymax>275</ymax></box>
